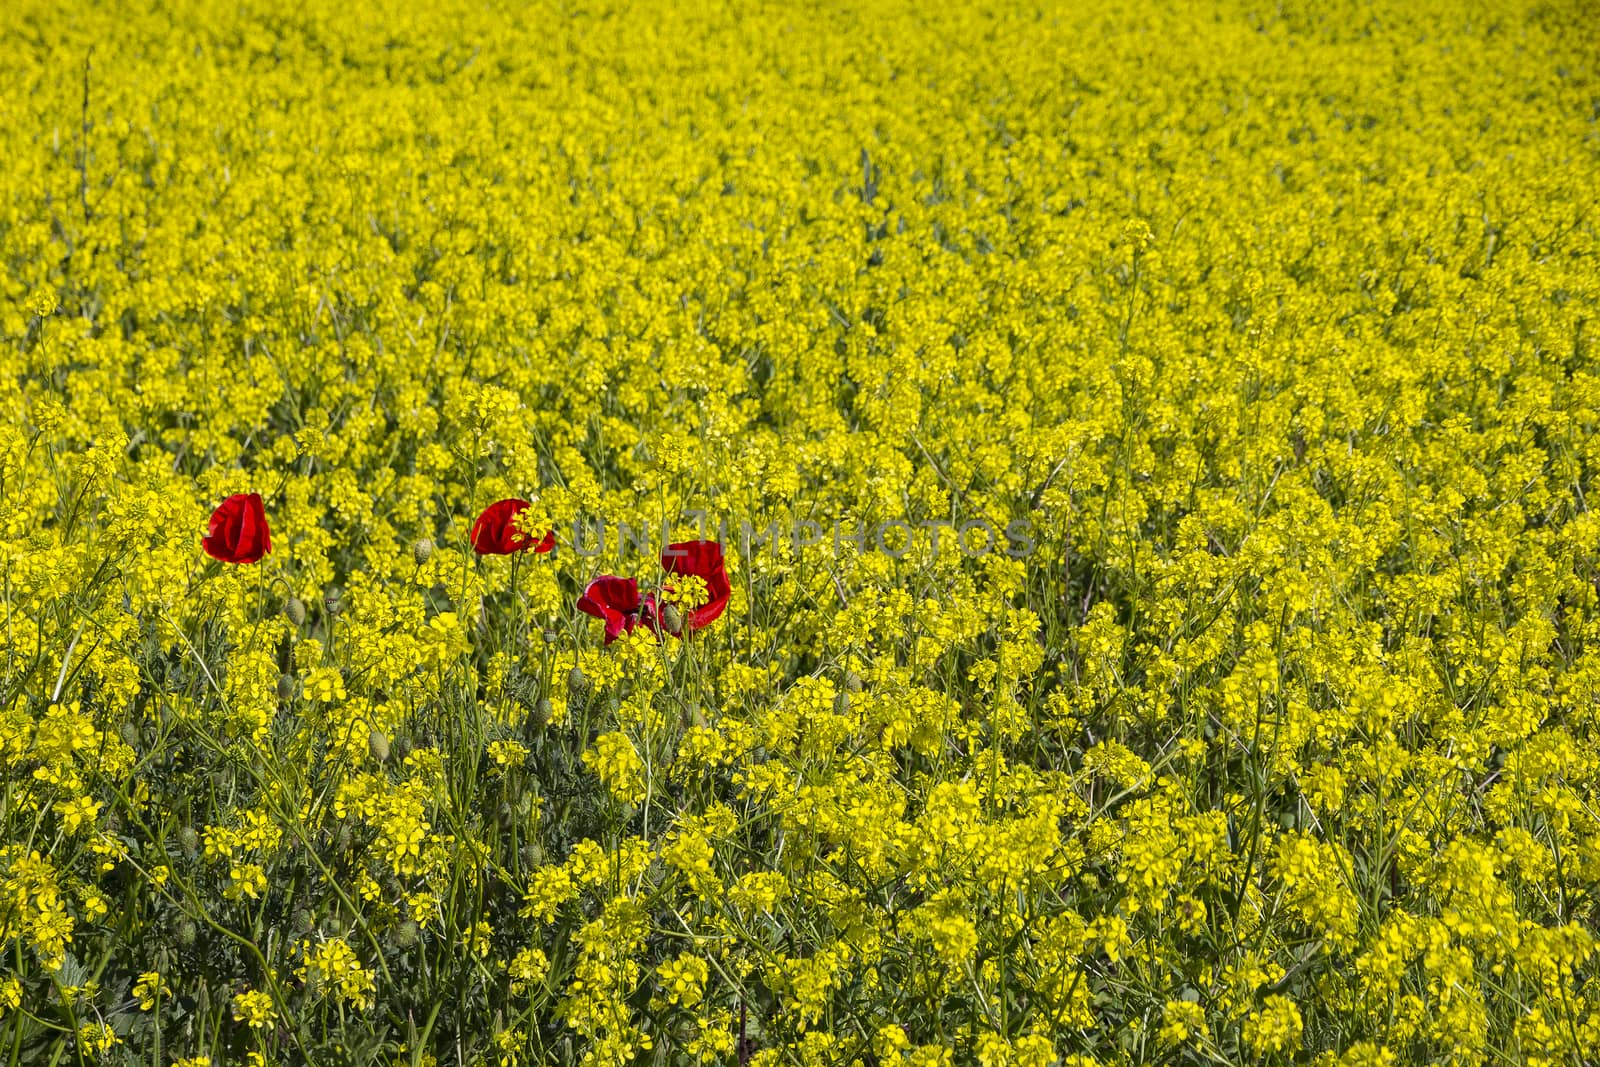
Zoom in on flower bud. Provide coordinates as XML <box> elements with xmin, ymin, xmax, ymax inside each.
<box><xmin>532</xmin><ymin>698</ymin><xmax>552</xmax><ymax>728</ymax></box>
<box><xmin>413</xmin><ymin>538</ymin><xmax>435</xmax><ymax>566</ymax></box>
<box><xmin>276</xmin><ymin>674</ymin><xmax>296</xmax><ymax>702</ymax></box>
<box><xmin>178</xmin><ymin>827</ymin><xmax>199</xmax><ymax>859</ymax></box>
<box><xmin>323</xmin><ymin>590</ymin><xmax>343</xmax><ymax>617</ymax></box>
<box><xmin>834</xmin><ymin>691</ymin><xmax>852</xmax><ymax>716</ymax></box>
<box><xmin>176</xmin><ymin>919</ymin><xmax>198</xmax><ymax>947</ymax></box>
<box><xmin>844</xmin><ymin>671</ymin><xmax>863</xmax><ymax>693</ymax></box>
<box><xmin>368</xmin><ymin>728</ymin><xmax>390</xmax><ymax>764</ymax></box>
<box><xmin>542</xmin><ymin>630</ymin><xmax>558</xmax><ymax>644</ymax></box>
<box><xmin>659</xmin><ymin>602</ymin><xmax>684</xmax><ymax>633</ymax></box>
<box><xmin>284</xmin><ymin>597</ymin><xmax>306</xmax><ymax>627</ymax></box>
<box><xmin>390</xmin><ymin>920</ymin><xmax>420</xmax><ymax>950</ymax></box>
<box><xmin>567</xmin><ymin>665</ymin><xmax>588</xmax><ymax>698</ymax></box>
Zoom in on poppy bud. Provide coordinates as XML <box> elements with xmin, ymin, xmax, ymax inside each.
<box><xmin>394</xmin><ymin>735</ymin><xmax>414</xmax><ymax>762</ymax></box>
<box><xmin>521</xmin><ymin>842</ymin><xmax>544</xmax><ymax>867</ymax></box>
<box><xmin>176</xmin><ymin>919</ymin><xmax>198</xmax><ymax>948</ymax></box>
<box><xmin>119</xmin><ymin>721</ymin><xmax>139</xmax><ymax>748</ymax></box>
<box><xmin>844</xmin><ymin>671</ymin><xmax>863</xmax><ymax>692</ymax></box>
<box><xmin>660</xmin><ymin>602</ymin><xmax>684</xmax><ymax>633</ymax></box>
<box><xmin>413</xmin><ymin>538</ymin><xmax>435</xmax><ymax>566</ymax></box>
<box><xmin>567</xmin><ymin>665</ymin><xmax>588</xmax><ymax>698</ymax></box>
<box><xmin>323</xmin><ymin>590</ymin><xmax>343</xmax><ymax>617</ymax></box>
<box><xmin>542</xmin><ymin>630</ymin><xmax>558</xmax><ymax>644</ymax></box>
<box><xmin>178</xmin><ymin>827</ymin><xmax>199</xmax><ymax>859</ymax></box>
<box><xmin>834</xmin><ymin>691</ymin><xmax>852</xmax><ymax>716</ymax></box>
<box><xmin>276</xmin><ymin>675</ymin><xmax>296</xmax><ymax>702</ymax></box>
<box><xmin>284</xmin><ymin>597</ymin><xmax>306</xmax><ymax>627</ymax></box>
<box><xmin>532</xmin><ymin>698</ymin><xmax>552</xmax><ymax>728</ymax></box>
<box><xmin>390</xmin><ymin>920</ymin><xmax>420</xmax><ymax>950</ymax></box>
<box><xmin>369</xmin><ymin>728</ymin><xmax>390</xmax><ymax>764</ymax></box>
<box><xmin>292</xmin><ymin>908</ymin><xmax>314</xmax><ymax>933</ymax></box>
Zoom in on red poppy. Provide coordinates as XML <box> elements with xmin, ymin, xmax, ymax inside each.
<box><xmin>660</xmin><ymin>540</ymin><xmax>730</xmax><ymax>633</ymax></box>
<box><xmin>470</xmin><ymin>499</ymin><xmax>555</xmax><ymax>556</ymax></box>
<box><xmin>576</xmin><ymin>576</ymin><xmax>659</xmax><ymax>645</ymax></box>
<box><xmin>202</xmin><ymin>492</ymin><xmax>272</xmax><ymax>564</ymax></box>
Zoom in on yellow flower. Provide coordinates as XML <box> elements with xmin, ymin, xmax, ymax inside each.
<box><xmin>134</xmin><ymin>971</ymin><xmax>172</xmax><ymax>1011</ymax></box>
<box><xmin>232</xmin><ymin>989</ymin><xmax>277</xmax><ymax>1029</ymax></box>
<box><xmin>296</xmin><ymin>938</ymin><xmax>376</xmax><ymax>1011</ymax></box>
<box><xmin>77</xmin><ymin>1022</ymin><xmax>118</xmax><ymax>1054</ymax></box>
<box><xmin>1242</xmin><ymin>995</ymin><xmax>1304</xmax><ymax>1055</ymax></box>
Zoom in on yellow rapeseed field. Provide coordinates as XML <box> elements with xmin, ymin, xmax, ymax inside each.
<box><xmin>3</xmin><ymin>0</ymin><xmax>1599</xmax><ymax>1063</ymax></box>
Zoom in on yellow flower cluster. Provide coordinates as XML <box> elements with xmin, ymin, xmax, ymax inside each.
<box><xmin>1</xmin><ymin>0</ymin><xmax>1597</xmax><ymax>1062</ymax></box>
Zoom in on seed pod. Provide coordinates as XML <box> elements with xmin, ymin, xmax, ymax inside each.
<box><xmin>412</xmin><ymin>538</ymin><xmax>435</xmax><ymax>566</ymax></box>
<box><xmin>567</xmin><ymin>665</ymin><xmax>588</xmax><ymax>699</ymax></box>
<box><xmin>844</xmin><ymin>670</ymin><xmax>863</xmax><ymax>693</ymax></box>
<box><xmin>659</xmin><ymin>602</ymin><xmax>684</xmax><ymax>633</ymax></box>
<box><xmin>284</xmin><ymin>597</ymin><xmax>306</xmax><ymax>627</ymax></box>
<box><xmin>368</xmin><ymin>728</ymin><xmax>391</xmax><ymax>764</ymax></box>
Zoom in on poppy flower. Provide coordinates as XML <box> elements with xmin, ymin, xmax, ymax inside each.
<box><xmin>660</xmin><ymin>540</ymin><xmax>731</xmax><ymax>634</ymax></box>
<box><xmin>202</xmin><ymin>492</ymin><xmax>272</xmax><ymax>564</ymax></box>
<box><xmin>470</xmin><ymin>499</ymin><xmax>556</xmax><ymax>556</ymax></box>
<box><xmin>576</xmin><ymin>575</ymin><xmax>659</xmax><ymax>645</ymax></box>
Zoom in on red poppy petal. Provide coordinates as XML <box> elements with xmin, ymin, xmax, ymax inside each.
<box><xmin>239</xmin><ymin>497</ymin><xmax>263</xmax><ymax>562</ymax></box>
<box><xmin>578</xmin><ymin>576</ymin><xmax>640</xmax><ymax>615</ymax></box>
<box><xmin>472</xmin><ymin>499</ymin><xmax>532</xmax><ymax>555</ymax></box>
<box><xmin>202</xmin><ymin>493</ymin><xmax>271</xmax><ymax>564</ymax></box>
<box><xmin>220</xmin><ymin>497</ymin><xmax>245</xmax><ymax>548</ymax></box>
<box><xmin>661</xmin><ymin>540</ymin><xmax>730</xmax><ymax>630</ymax></box>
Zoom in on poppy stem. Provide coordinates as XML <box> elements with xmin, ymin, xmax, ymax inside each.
<box><xmin>509</xmin><ymin>552</ymin><xmax>524</xmax><ymax>651</ymax></box>
<box><xmin>241</xmin><ymin>565</ymin><xmax>267</xmax><ymax>655</ymax></box>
